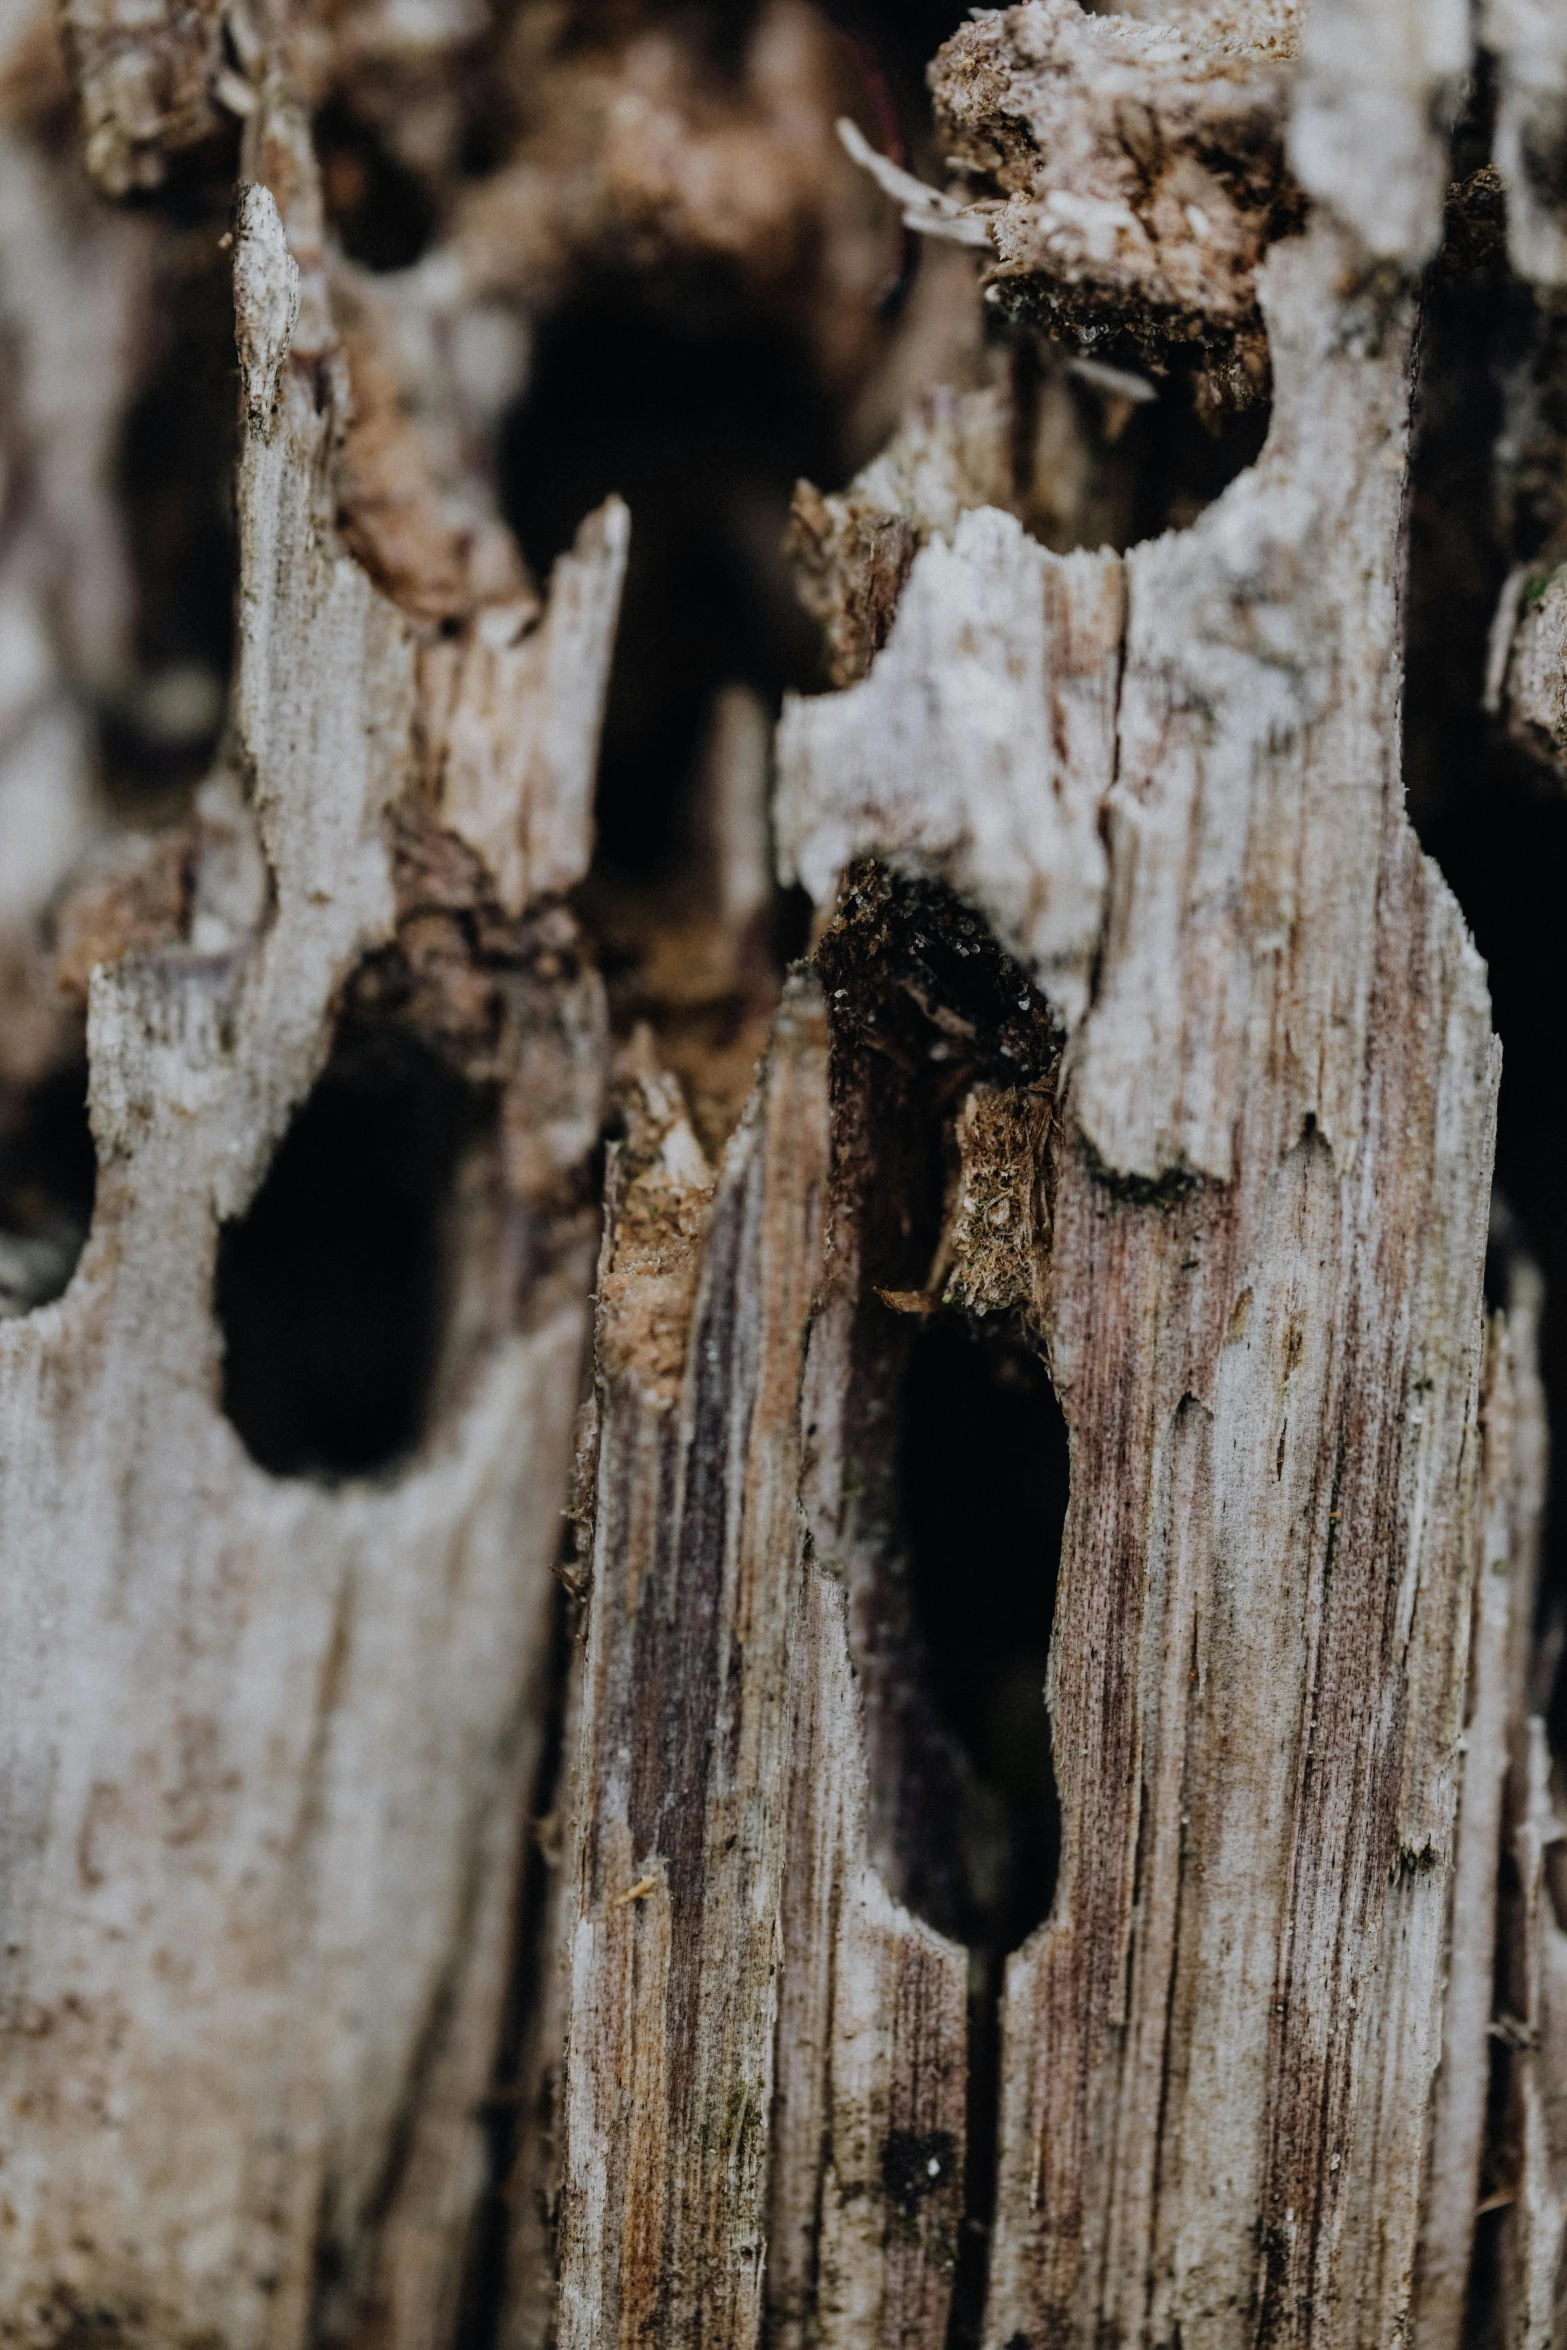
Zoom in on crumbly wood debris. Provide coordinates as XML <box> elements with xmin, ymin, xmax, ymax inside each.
<box><xmin>60</xmin><ymin>0</ymin><xmax>224</xmax><ymax>195</ymax></box>
<box><xmin>932</xmin><ymin>0</ymin><xmax>1304</xmax><ymax>407</ymax></box>
<box><xmin>778</xmin><ymin>505</ymin><xmax>1122</xmax><ymax>1035</ymax></box>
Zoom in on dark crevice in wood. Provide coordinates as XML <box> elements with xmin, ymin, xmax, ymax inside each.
<box><xmin>215</xmin><ymin>1030</ymin><xmax>495</xmax><ymax>1478</ymax></box>
<box><xmin>1401</xmin><ymin>89</ymin><xmax>1567</xmax><ymax>1773</ymax></box>
<box><xmin>1453</xmin><ymin>762</ymin><xmax>1567</xmax><ymax>1626</ymax></box>
<box><xmin>900</xmin><ymin>1317</ymin><xmax>1065</xmax><ymax>1957</ymax></box>
<box><xmin>1121</xmin><ymin>355</ymin><xmax>1272</xmax><ymax>539</ymax></box>
<box><xmin>105</xmin><ymin>213</ymin><xmax>236</xmax><ymax>814</ymax></box>
<box><xmin>817</xmin><ymin>866</ymin><xmax>1061</xmax><ymax>1944</ymax></box>
<box><xmin>0</xmin><ymin>1055</ymin><xmax>96</xmax><ymax>1316</ymax></box>
<box><xmin>813</xmin><ymin>867</ymin><xmax>1067</xmax><ymax>2345</ymax></box>
<box><xmin>500</xmin><ymin>298</ymin><xmax>838</xmax><ymax>882</ymax></box>
<box><xmin>316</xmin><ymin>101</ymin><xmax>438</xmax><ymax>273</ymax></box>
<box><xmin>1007</xmin><ymin>334</ymin><xmax>1273</xmax><ymax>556</ymax></box>
<box><xmin>897</xmin><ymin>1316</ymin><xmax>1066</xmax><ymax>2350</ymax></box>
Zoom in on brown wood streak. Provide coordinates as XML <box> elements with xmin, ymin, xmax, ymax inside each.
<box><xmin>561</xmin><ymin>967</ymin><xmax>972</xmax><ymax>2348</ymax></box>
<box><xmin>560</xmin><ymin>977</ymin><xmax>830</xmax><ymax>2348</ymax></box>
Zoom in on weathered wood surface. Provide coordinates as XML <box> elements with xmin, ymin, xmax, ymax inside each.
<box><xmin>1414</xmin><ymin>1253</ymin><xmax>1547</xmax><ymax>2350</ymax></box>
<box><xmin>555</xmin><ymin>980</ymin><xmax>958</xmax><ymax>2350</ymax></box>
<box><xmin>543</xmin><ymin>195</ymin><xmax>1512</xmax><ymax>2350</ymax></box>
<box><xmin>0</xmin><ymin>0</ymin><xmax>1560</xmax><ymax>2345</ymax></box>
<box><xmin>773</xmin><ymin>214</ymin><xmax>1501</xmax><ymax>2344</ymax></box>
<box><xmin>1497</xmin><ymin>1713</ymin><xmax>1567</xmax><ymax>2350</ymax></box>
<box><xmin>0</xmin><ymin>168</ymin><xmax>621</xmax><ymax>2343</ymax></box>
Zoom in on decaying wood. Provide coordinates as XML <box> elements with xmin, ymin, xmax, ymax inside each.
<box><xmin>1416</xmin><ymin>1258</ymin><xmax>1545</xmax><ymax>2350</ymax></box>
<box><xmin>2</xmin><ymin>0</ymin><xmax>1566</xmax><ymax>2344</ymax></box>
<box><xmin>543</xmin><ymin>189</ymin><xmax>1509</xmax><ymax>2350</ymax></box>
<box><xmin>61</xmin><ymin>0</ymin><xmax>225</xmax><ymax>197</ymax></box>
<box><xmin>777</xmin><ymin>210</ymin><xmax>1501</xmax><ymax>2343</ymax></box>
<box><xmin>0</xmin><ymin>153</ymin><xmax>622</xmax><ymax>2342</ymax></box>
<box><xmin>556</xmin><ymin>987</ymin><xmax>832</xmax><ymax>2346</ymax></box>
<box><xmin>932</xmin><ymin>0</ymin><xmax>1300</xmax><ymax>407</ymax></box>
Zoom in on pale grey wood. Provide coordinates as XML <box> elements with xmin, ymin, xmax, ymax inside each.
<box><xmin>1484</xmin><ymin>0</ymin><xmax>1567</xmax><ymax>290</ymax></box>
<box><xmin>0</xmin><ymin>177</ymin><xmax>620</xmax><ymax>2346</ymax></box>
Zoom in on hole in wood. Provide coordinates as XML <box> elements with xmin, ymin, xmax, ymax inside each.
<box><xmin>814</xmin><ymin>865</ymin><xmax>1065</xmax><ymax>1948</ymax></box>
<box><xmin>1123</xmin><ymin>357</ymin><xmax>1272</xmax><ymax>540</ymax></box>
<box><xmin>814</xmin><ymin>866</ymin><xmax>1067</xmax><ymax>2342</ymax></box>
<box><xmin>216</xmin><ymin>1031</ymin><xmax>493</xmax><ymax>1478</ymax></box>
<box><xmin>0</xmin><ymin>1058</ymin><xmax>96</xmax><ymax>1317</ymax></box>
<box><xmin>318</xmin><ymin>104</ymin><xmax>439</xmax><ymax>273</ymax></box>
<box><xmin>106</xmin><ymin>227</ymin><xmax>236</xmax><ymax>807</ymax></box>
<box><xmin>899</xmin><ymin>1314</ymin><xmax>1066</xmax><ymax>1957</ymax></box>
<box><xmin>500</xmin><ymin>300</ymin><xmax>837</xmax><ymax>880</ymax></box>
<box><xmin>1004</xmin><ymin>338</ymin><xmax>1273</xmax><ymax>556</ymax></box>
<box><xmin>897</xmin><ymin>1312</ymin><xmax>1066</xmax><ymax>2350</ymax></box>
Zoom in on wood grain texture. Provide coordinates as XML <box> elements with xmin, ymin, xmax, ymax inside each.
<box><xmin>775</xmin><ymin>218</ymin><xmax>1500</xmax><ymax>2349</ymax></box>
<box><xmin>555</xmin><ymin>932</ymin><xmax>982</xmax><ymax>2350</ymax></box>
<box><xmin>1498</xmin><ymin>1717</ymin><xmax>1567</xmax><ymax>2350</ymax></box>
<box><xmin>0</xmin><ymin>176</ymin><xmax>620</xmax><ymax>2348</ymax></box>
<box><xmin>766</xmin><ymin>1560</ymin><xmax>969</xmax><ymax>2350</ymax></box>
<box><xmin>1419</xmin><ymin>1262</ymin><xmax>1547</xmax><ymax>2350</ymax></box>
<box><xmin>557</xmin><ymin>981</ymin><xmax>829</xmax><ymax>2350</ymax></box>
<box><xmin>5</xmin><ymin>2</ymin><xmax>1545</xmax><ymax>2345</ymax></box>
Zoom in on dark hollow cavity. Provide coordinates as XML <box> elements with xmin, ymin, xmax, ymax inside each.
<box><xmin>1398</xmin><ymin>85</ymin><xmax>1567</xmax><ymax>1745</ymax></box>
<box><xmin>899</xmin><ymin>1315</ymin><xmax>1066</xmax><ymax>1958</ymax></box>
<box><xmin>0</xmin><ymin>1060</ymin><xmax>96</xmax><ymax>1317</ymax></box>
<box><xmin>815</xmin><ymin>869</ymin><xmax>1069</xmax><ymax>2350</ymax></box>
<box><xmin>814</xmin><ymin>866</ymin><xmax>1066</xmax><ymax>1954</ymax></box>
<box><xmin>215</xmin><ymin>1033</ymin><xmax>490</xmax><ymax>1479</ymax></box>
<box><xmin>500</xmin><ymin>300</ymin><xmax>838</xmax><ymax>879</ymax></box>
<box><xmin>107</xmin><ymin>226</ymin><xmax>237</xmax><ymax>810</ymax></box>
<box><xmin>1002</xmin><ymin>337</ymin><xmax>1273</xmax><ymax>557</ymax></box>
<box><xmin>316</xmin><ymin>104</ymin><xmax>439</xmax><ymax>273</ymax></box>
<box><xmin>1123</xmin><ymin>361</ymin><xmax>1272</xmax><ymax>541</ymax></box>
<box><xmin>898</xmin><ymin>1313</ymin><xmax>1067</xmax><ymax>2350</ymax></box>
